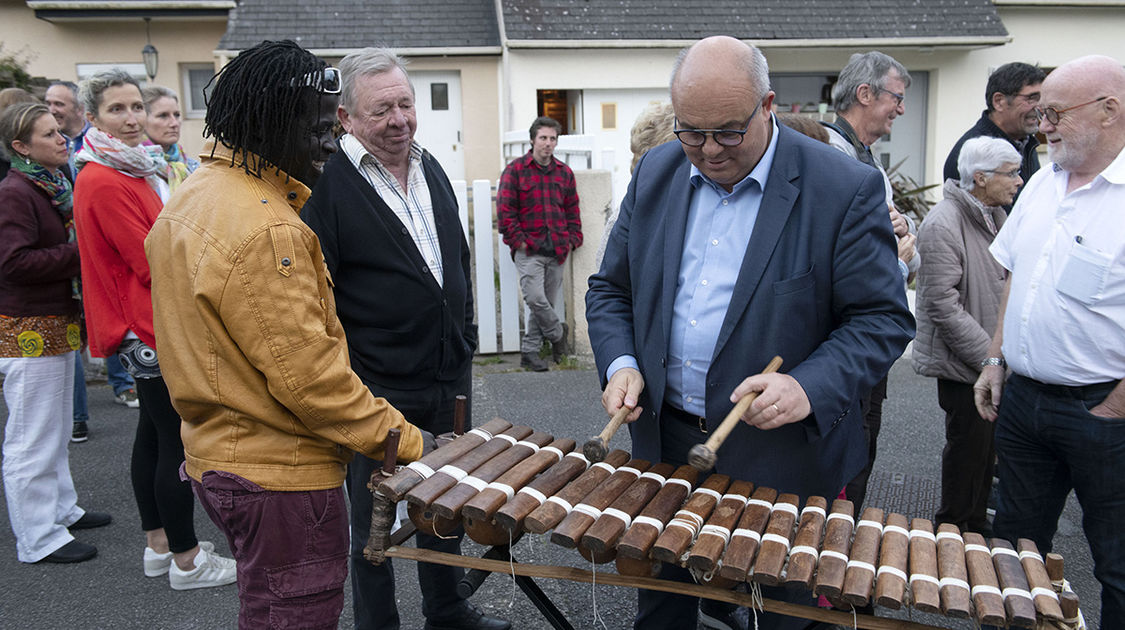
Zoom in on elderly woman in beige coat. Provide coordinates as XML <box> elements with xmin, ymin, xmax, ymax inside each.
<box><xmin>913</xmin><ymin>136</ymin><xmax>1023</xmax><ymax>535</ymax></box>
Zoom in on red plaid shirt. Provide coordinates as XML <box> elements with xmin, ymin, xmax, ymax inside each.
<box><xmin>497</xmin><ymin>152</ymin><xmax>582</xmax><ymax>263</ymax></box>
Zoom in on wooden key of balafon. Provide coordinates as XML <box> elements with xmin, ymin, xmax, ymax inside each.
<box><xmin>462</xmin><ymin>437</ymin><xmax>575</xmax><ymax>524</ymax></box>
<box><xmin>493</xmin><ymin>448</ymin><xmax>620</xmax><ymax>534</ymax></box>
<box><xmin>874</xmin><ymin>512</ymin><xmax>909</xmax><ymax>609</ymax></box>
<box><xmin>525</xmin><ymin>455</ymin><xmax>645</xmax><ymax>534</ymax></box>
<box><xmin>686</xmin><ymin>479</ymin><xmax>754</xmax><ymax>573</ymax></box>
<box><xmin>813</xmin><ymin>499</ymin><xmax>855</xmax><ymax>600</ymax></box>
<box><xmin>1017</xmin><ymin>538</ymin><xmax>1064</xmax><ymax>622</ymax></box>
<box><xmin>907</xmin><ymin>518</ymin><xmax>941</xmax><ymax>614</ymax></box>
<box><xmin>935</xmin><ymin>524</ymin><xmax>971</xmax><ymax>618</ymax></box>
<box><xmin>990</xmin><ymin>537</ymin><xmax>1037</xmax><ymax>628</ymax></box>
<box><xmin>377</xmin><ymin>417</ymin><xmax>512</xmax><ymax>501</ymax></box>
<box><xmin>616</xmin><ymin>465</ymin><xmax>699</xmax><ymax>561</ymax></box>
<box><xmin>720</xmin><ymin>485</ymin><xmax>780</xmax><ymax>582</ymax></box>
<box><xmin>752</xmin><ymin>493</ymin><xmax>801</xmax><ymax>586</ymax></box>
<box><xmin>550</xmin><ymin>459</ymin><xmax>652</xmax><ymax>550</ymax></box>
<box><xmin>963</xmin><ymin>532</ymin><xmax>1006</xmax><ymax>626</ymax></box>
<box><xmin>784</xmin><ymin>496</ymin><xmax>828</xmax><ymax>590</ymax></box>
<box><xmin>405</xmin><ymin>426</ymin><xmax>532</xmax><ymax>508</ymax></box>
<box><xmin>582</xmin><ymin>463</ymin><xmax>678</xmax><ymax>557</ymax></box>
<box><xmin>651</xmin><ymin>473</ymin><xmax>731</xmax><ymax>564</ymax></box>
<box><xmin>583</xmin><ymin>405</ymin><xmax>632</xmax><ymax>463</ymax></box>
<box><xmin>687</xmin><ymin>356</ymin><xmax>783</xmax><ymax>471</ymax></box>
<box><xmin>430</xmin><ymin>431</ymin><xmax>554</xmax><ymax>521</ymax></box>
<box><xmin>841</xmin><ymin>507</ymin><xmax>884</xmax><ymax>606</ymax></box>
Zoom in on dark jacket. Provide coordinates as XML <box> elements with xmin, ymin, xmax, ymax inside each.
<box><xmin>0</xmin><ymin>170</ymin><xmax>81</xmax><ymax>317</ymax></box>
<box><xmin>943</xmin><ymin>112</ymin><xmax>1039</xmax><ymax>209</ymax></box>
<box><xmin>302</xmin><ymin>149</ymin><xmax>477</xmax><ymax>391</ymax></box>
<box><xmin>587</xmin><ymin>126</ymin><xmax>915</xmax><ymax>500</ymax></box>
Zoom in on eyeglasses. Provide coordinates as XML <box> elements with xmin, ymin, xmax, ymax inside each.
<box><xmin>1036</xmin><ymin>96</ymin><xmax>1108</xmax><ymax>125</ymax></box>
<box><xmin>291</xmin><ymin>67</ymin><xmax>342</xmax><ymax>94</ymax></box>
<box><xmin>985</xmin><ymin>168</ymin><xmax>1021</xmax><ymax>178</ymax></box>
<box><xmin>876</xmin><ymin>87</ymin><xmax>905</xmax><ymax>107</ymax></box>
<box><xmin>673</xmin><ymin>103</ymin><xmax>762</xmax><ymax>148</ymax></box>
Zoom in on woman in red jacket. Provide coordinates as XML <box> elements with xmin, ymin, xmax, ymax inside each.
<box><xmin>0</xmin><ymin>102</ymin><xmax>111</xmax><ymax>564</ymax></box>
<box><xmin>73</xmin><ymin>69</ymin><xmax>235</xmax><ymax>590</ymax></box>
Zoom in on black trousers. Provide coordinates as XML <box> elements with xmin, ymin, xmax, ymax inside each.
<box><xmin>348</xmin><ymin>373</ymin><xmax>470</xmax><ymax>630</ymax></box>
<box><xmin>934</xmin><ymin>378</ymin><xmax>995</xmax><ymax>533</ymax></box>
<box><xmin>132</xmin><ymin>375</ymin><xmax>198</xmax><ymax>552</ymax></box>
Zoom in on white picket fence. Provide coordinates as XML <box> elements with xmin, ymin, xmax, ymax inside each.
<box><xmin>452</xmin><ymin>179</ymin><xmax>529</xmax><ymax>355</ymax></box>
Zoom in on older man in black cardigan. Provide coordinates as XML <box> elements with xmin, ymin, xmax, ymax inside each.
<box><xmin>302</xmin><ymin>48</ymin><xmax>506</xmax><ymax>630</ymax></box>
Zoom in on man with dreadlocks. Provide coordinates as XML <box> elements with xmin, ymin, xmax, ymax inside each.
<box><xmin>145</xmin><ymin>40</ymin><xmax>431</xmax><ymax>629</ymax></box>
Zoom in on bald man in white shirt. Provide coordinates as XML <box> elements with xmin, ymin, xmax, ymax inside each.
<box><xmin>974</xmin><ymin>55</ymin><xmax>1125</xmax><ymax>625</ymax></box>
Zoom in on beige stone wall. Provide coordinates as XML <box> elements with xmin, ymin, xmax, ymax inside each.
<box><xmin>567</xmin><ymin>169</ymin><xmax>613</xmax><ymax>357</ymax></box>
<box><xmin>0</xmin><ymin>5</ymin><xmax>224</xmax><ymax>158</ymax></box>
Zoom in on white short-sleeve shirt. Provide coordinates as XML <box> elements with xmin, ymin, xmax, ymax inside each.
<box><xmin>990</xmin><ymin>147</ymin><xmax>1125</xmax><ymax>386</ymax></box>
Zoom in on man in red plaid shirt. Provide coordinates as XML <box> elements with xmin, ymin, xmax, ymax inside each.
<box><xmin>498</xmin><ymin>116</ymin><xmax>582</xmax><ymax>372</ymax></box>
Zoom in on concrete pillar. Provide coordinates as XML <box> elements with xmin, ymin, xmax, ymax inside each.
<box><xmin>566</xmin><ymin>169</ymin><xmax>613</xmax><ymax>358</ymax></box>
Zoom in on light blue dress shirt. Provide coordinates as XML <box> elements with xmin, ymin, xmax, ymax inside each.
<box><xmin>607</xmin><ymin>117</ymin><xmax>781</xmax><ymax>416</ymax></box>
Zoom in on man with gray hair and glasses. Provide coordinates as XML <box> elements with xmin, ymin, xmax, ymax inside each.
<box><xmin>944</xmin><ymin>62</ymin><xmax>1046</xmax><ymax>210</ymax></box>
<box><xmin>822</xmin><ymin>50</ymin><xmax>918</xmax><ymax>513</ymax></box>
<box><xmin>302</xmin><ymin>48</ymin><xmax>506</xmax><ymax>630</ymax></box>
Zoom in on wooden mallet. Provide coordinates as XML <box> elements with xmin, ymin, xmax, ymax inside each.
<box><xmin>583</xmin><ymin>404</ymin><xmax>633</xmax><ymax>462</ymax></box>
<box><xmin>687</xmin><ymin>355</ymin><xmax>783</xmax><ymax>471</ymax></box>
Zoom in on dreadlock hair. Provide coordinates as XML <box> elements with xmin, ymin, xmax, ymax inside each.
<box><xmin>203</xmin><ymin>40</ymin><xmax>328</xmax><ymax>177</ymax></box>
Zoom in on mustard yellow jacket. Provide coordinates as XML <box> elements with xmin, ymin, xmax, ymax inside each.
<box><xmin>146</xmin><ymin>143</ymin><xmax>423</xmax><ymax>491</ymax></box>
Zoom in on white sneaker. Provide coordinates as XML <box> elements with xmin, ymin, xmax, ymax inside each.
<box><xmin>169</xmin><ymin>547</ymin><xmax>237</xmax><ymax>591</ymax></box>
<box><xmin>144</xmin><ymin>541</ymin><xmax>215</xmax><ymax>577</ymax></box>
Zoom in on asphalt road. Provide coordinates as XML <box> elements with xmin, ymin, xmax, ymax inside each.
<box><xmin>0</xmin><ymin>356</ymin><xmax>1100</xmax><ymax>629</ymax></box>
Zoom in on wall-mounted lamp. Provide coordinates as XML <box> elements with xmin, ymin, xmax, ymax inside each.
<box><xmin>142</xmin><ymin>17</ymin><xmax>158</xmax><ymax>80</ymax></box>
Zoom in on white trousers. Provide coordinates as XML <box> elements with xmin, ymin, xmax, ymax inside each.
<box><xmin>1</xmin><ymin>351</ymin><xmax>84</xmax><ymax>562</ymax></box>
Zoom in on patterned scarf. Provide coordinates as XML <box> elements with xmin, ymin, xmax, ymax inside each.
<box><xmin>159</xmin><ymin>142</ymin><xmax>194</xmax><ymax>193</ymax></box>
<box><xmin>11</xmin><ymin>157</ymin><xmax>80</xmax><ymax>300</ymax></box>
<box><xmin>75</xmin><ymin>126</ymin><xmax>164</xmax><ymax>197</ymax></box>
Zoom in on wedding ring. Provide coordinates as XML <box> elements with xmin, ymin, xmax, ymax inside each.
<box><xmin>771</xmin><ymin>403</ymin><xmax>781</xmax><ymax>415</ymax></box>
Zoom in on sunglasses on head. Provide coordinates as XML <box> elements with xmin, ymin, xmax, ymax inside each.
<box><xmin>291</xmin><ymin>67</ymin><xmax>341</xmax><ymax>94</ymax></box>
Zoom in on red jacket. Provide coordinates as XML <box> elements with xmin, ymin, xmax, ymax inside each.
<box><xmin>74</xmin><ymin>162</ymin><xmax>162</xmax><ymax>356</ymax></box>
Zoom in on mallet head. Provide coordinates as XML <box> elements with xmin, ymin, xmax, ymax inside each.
<box><xmin>582</xmin><ymin>437</ymin><xmax>609</xmax><ymax>463</ymax></box>
<box><xmin>687</xmin><ymin>443</ymin><xmax>717</xmax><ymax>471</ymax></box>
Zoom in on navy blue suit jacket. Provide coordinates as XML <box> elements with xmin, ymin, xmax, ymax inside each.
<box><xmin>586</xmin><ymin>123</ymin><xmax>915</xmax><ymax>500</ymax></box>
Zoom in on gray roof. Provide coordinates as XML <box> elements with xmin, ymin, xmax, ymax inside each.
<box><xmin>501</xmin><ymin>0</ymin><xmax>1009</xmax><ymax>42</ymax></box>
<box><xmin>218</xmin><ymin>0</ymin><xmax>500</xmax><ymax>51</ymax></box>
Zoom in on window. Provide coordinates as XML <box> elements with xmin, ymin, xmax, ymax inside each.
<box><xmin>181</xmin><ymin>63</ymin><xmax>216</xmax><ymax>119</ymax></box>
<box><xmin>430</xmin><ymin>82</ymin><xmax>449</xmax><ymax>111</ymax></box>
<box><xmin>601</xmin><ymin>103</ymin><xmax>617</xmax><ymax>130</ymax></box>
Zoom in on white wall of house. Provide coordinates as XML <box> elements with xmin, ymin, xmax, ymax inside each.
<box><xmin>502</xmin><ymin>7</ymin><xmax>1125</xmax><ymax>203</ymax></box>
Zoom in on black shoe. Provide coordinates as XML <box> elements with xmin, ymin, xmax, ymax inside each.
<box><xmin>552</xmin><ymin>323</ymin><xmax>570</xmax><ymax>363</ymax></box>
<box><xmin>424</xmin><ymin>601</ymin><xmax>511</xmax><ymax>630</ymax></box>
<box><xmin>700</xmin><ymin>598</ymin><xmax>748</xmax><ymax>630</ymax></box>
<box><xmin>71</xmin><ymin>421</ymin><xmax>88</xmax><ymax>443</ymax></box>
<box><xmin>70</xmin><ymin>511</ymin><xmax>112</xmax><ymax>530</ymax></box>
<box><xmin>39</xmin><ymin>540</ymin><xmax>97</xmax><ymax>564</ymax></box>
<box><xmin>520</xmin><ymin>352</ymin><xmax>549</xmax><ymax>372</ymax></box>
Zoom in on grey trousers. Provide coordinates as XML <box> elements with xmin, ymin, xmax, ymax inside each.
<box><xmin>514</xmin><ymin>249</ymin><xmax>564</xmax><ymax>354</ymax></box>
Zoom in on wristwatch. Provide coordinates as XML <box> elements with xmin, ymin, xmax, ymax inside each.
<box><xmin>980</xmin><ymin>357</ymin><xmax>1007</xmax><ymax>368</ymax></box>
